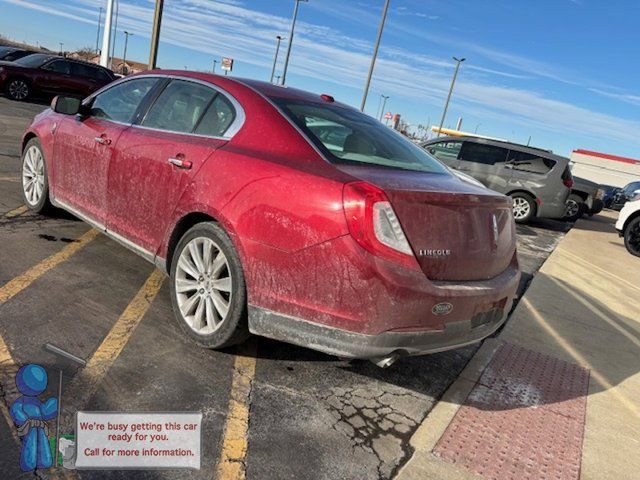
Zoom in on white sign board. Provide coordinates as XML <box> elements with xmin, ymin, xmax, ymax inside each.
<box><xmin>221</xmin><ymin>57</ymin><xmax>234</xmax><ymax>72</ymax></box>
<box><xmin>75</xmin><ymin>412</ymin><xmax>202</xmax><ymax>470</ymax></box>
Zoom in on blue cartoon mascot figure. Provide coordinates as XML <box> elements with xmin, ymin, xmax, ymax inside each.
<box><xmin>10</xmin><ymin>364</ymin><xmax>58</xmax><ymax>471</ymax></box>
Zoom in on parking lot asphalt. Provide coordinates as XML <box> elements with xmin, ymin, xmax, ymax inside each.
<box><xmin>0</xmin><ymin>96</ymin><xmax>572</xmax><ymax>479</ymax></box>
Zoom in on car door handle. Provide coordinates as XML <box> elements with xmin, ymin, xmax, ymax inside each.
<box><xmin>168</xmin><ymin>158</ymin><xmax>192</xmax><ymax>170</ymax></box>
<box><xmin>94</xmin><ymin>136</ymin><xmax>111</xmax><ymax>145</ymax></box>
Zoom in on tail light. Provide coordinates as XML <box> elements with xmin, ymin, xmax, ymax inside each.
<box><xmin>342</xmin><ymin>182</ymin><xmax>420</xmax><ymax>271</ymax></box>
<box><xmin>563</xmin><ymin>177</ymin><xmax>574</xmax><ymax>189</ymax></box>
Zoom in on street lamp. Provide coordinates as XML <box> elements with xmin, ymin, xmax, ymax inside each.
<box><xmin>59</xmin><ymin>42</ymin><xmax>64</xmax><ymax>56</ymax></box>
<box><xmin>100</xmin><ymin>0</ymin><xmax>115</xmax><ymax>67</ymax></box>
<box><xmin>360</xmin><ymin>0</ymin><xmax>391</xmax><ymax>112</ymax></box>
<box><xmin>110</xmin><ymin>0</ymin><xmax>120</xmax><ymax>69</ymax></box>
<box><xmin>270</xmin><ymin>35</ymin><xmax>284</xmax><ymax>84</ymax></box>
<box><xmin>437</xmin><ymin>56</ymin><xmax>465</xmax><ymax>137</ymax></box>
<box><xmin>213</xmin><ymin>59</ymin><xmax>218</xmax><ymax>73</ymax></box>
<box><xmin>474</xmin><ymin>123</ymin><xmax>481</xmax><ymax>134</ymax></box>
<box><xmin>281</xmin><ymin>0</ymin><xmax>308</xmax><ymax>86</ymax></box>
<box><xmin>122</xmin><ymin>31</ymin><xmax>133</xmax><ymax>75</ymax></box>
<box><xmin>378</xmin><ymin>95</ymin><xmax>390</xmax><ymax>121</ymax></box>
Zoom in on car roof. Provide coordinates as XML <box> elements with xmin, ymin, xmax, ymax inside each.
<box><xmin>423</xmin><ymin>135</ymin><xmax>569</xmax><ymax>162</ymax></box>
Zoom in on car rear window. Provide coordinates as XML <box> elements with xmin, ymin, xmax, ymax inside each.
<box><xmin>507</xmin><ymin>150</ymin><xmax>556</xmax><ymax>174</ymax></box>
<box><xmin>270</xmin><ymin>98</ymin><xmax>447</xmax><ymax>174</ymax></box>
<box><xmin>13</xmin><ymin>53</ymin><xmax>52</xmax><ymax>68</ymax></box>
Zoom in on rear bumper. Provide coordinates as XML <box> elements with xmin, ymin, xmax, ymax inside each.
<box><xmin>248</xmin><ymin>295</ymin><xmax>515</xmax><ymax>359</ymax></box>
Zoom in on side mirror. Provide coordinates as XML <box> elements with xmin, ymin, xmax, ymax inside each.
<box><xmin>51</xmin><ymin>96</ymin><xmax>82</xmax><ymax>115</ymax></box>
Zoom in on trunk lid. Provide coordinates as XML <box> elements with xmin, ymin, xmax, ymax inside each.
<box><xmin>338</xmin><ymin>166</ymin><xmax>516</xmax><ymax>281</ymax></box>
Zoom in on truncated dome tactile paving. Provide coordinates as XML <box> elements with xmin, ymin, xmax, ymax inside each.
<box><xmin>434</xmin><ymin>342</ymin><xmax>590</xmax><ymax>480</ymax></box>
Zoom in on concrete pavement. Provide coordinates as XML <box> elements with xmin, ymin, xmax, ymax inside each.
<box><xmin>396</xmin><ymin>210</ymin><xmax>640</xmax><ymax>480</ymax></box>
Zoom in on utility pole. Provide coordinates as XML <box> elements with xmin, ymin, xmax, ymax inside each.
<box><xmin>281</xmin><ymin>0</ymin><xmax>308</xmax><ymax>86</ymax></box>
<box><xmin>270</xmin><ymin>35</ymin><xmax>283</xmax><ymax>84</ymax></box>
<box><xmin>122</xmin><ymin>31</ymin><xmax>133</xmax><ymax>75</ymax></box>
<box><xmin>149</xmin><ymin>0</ymin><xmax>165</xmax><ymax>69</ymax></box>
<box><xmin>437</xmin><ymin>56</ymin><xmax>465</xmax><ymax>137</ymax></box>
<box><xmin>95</xmin><ymin>7</ymin><xmax>103</xmax><ymax>54</ymax></box>
<box><xmin>360</xmin><ymin>0</ymin><xmax>391</xmax><ymax>112</ymax></box>
<box><xmin>379</xmin><ymin>95</ymin><xmax>390</xmax><ymax>121</ymax></box>
<box><xmin>100</xmin><ymin>0</ymin><xmax>115</xmax><ymax>67</ymax></box>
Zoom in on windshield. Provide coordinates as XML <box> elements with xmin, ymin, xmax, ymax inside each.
<box><xmin>271</xmin><ymin>98</ymin><xmax>448</xmax><ymax>174</ymax></box>
<box><xmin>13</xmin><ymin>53</ymin><xmax>52</xmax><ymax>68</ymax></box>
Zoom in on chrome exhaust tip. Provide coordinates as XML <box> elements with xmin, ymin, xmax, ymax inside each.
<box><xmin>370</xmin><ymin>352</ymin><xmax>400</xmax><ymax>368</ymax></box>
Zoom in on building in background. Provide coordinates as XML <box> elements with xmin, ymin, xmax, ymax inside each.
<box><xmin>570</xmin><ymin>149</ymin><xmax>640</xmax><ymax>188</ymax></box>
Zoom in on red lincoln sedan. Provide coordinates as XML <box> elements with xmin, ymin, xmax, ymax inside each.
<box><xmin>20</xmin><ymin>71</ymin><xmax>520</xmax><ymax>366</ymax></box>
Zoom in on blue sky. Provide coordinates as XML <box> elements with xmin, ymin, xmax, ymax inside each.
<box><xmin>1</xmin><ymin>0</ymin><xmax>639</xmax><ymax>158</ymax></box>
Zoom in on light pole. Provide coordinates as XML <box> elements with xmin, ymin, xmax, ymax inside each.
<box><xmin>379</xmin><ymin>95</ymin><xmax>390</xmax><ymax>121</ymax></box>
<box><xmin>474</xmin><ymin>123</ymin><xmax>481</xmax><ymax>134</ymax></box>
<box><xmin>213</xmin><ymin>59</ymin><xmax>218</xmax><ymax>73</ymax></box>
<box><xmin>437</xmin><ymin>56</ymin><xmax>465</xmax><ymax>137</ymax></box>
<box><xmin>270</xmin><ymin>35</ymin><xmax>283</xmax><ymax>84</ymax></box>
<box><xmin>95</xmin><ymin>7</ymin><xmax>103</xmax><ymax>54</ymax></box>
<box><xmin>122</xmin><ymin>31</ymin><xmax>133</xmax><ymax>75</ymax></box>
<box><xmin>110</xmin><ymin>0</ymin><xmax>120</xmax><ymax>69</ymax></box>
<box><xmin>149</xmin><ymin>0</ymin><xmax>165</xmax><ymax>69</ymax></box>
<box><xmin>281</xmin><ymin>0</ymin><xmax>308</xmax><ymax>86</ymax></box>
<box><xmin>100</xmin><ymin>0</ymin><xmax>115</xmax><ymax>67</ymax></box>
<box><xmin>360</xmin><ymin>0</ymin><xmax>391</xmax><ymax>112</ymax></box>
<box><xmin>59</xmin><ymin>43</ymin><xmax>64</xmax><ymax>56</ymax></box>
<box><xmin>275</xmin><ymin>74</ymin><xmax>282</xmax><ymax>85</ymax></box>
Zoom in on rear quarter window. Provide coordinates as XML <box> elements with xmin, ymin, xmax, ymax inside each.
<box><xmin>508</xmin><ymin>151</ymin><xmax>556</xmax><ymax>174</ymax></box>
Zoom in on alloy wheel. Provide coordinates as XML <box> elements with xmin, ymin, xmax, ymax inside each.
<box><xmin>175</xmin><ymin>237</ymin><xmax>233</xmax><ymax>335</ymax></box>
<box><xmin>22</xmin><ymin>145</ymin><xmax>45</xmax><ymax>206</ymax></box>
<box><xmin>627</xmin><ymin>221</ymin><xmax>640</xmax><ymax>255</ymax></box>
<box><xmin>512</xmin><ymin>197</ymin><xmax>531</xmax><ymax>221</ymax></box>
<box><xmin>565</xmin><ymin>199</ymin><xmax>580</xmax><ymax>218</ymax></box>
<box><xmin>9</xmin><ymin>80</ymin><xmax>29</xmax><ymax>100</ymax></box>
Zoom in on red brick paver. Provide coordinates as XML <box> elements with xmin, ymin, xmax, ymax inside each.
<box><xmin>434</xmin><ymin>343</ymin><xmax>589</xmax><ymax>480</ymax></box>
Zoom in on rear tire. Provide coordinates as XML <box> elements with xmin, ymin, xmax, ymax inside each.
<box><xmin>624</xmin><ymin>217</ymin><xmax>640</xmax><ymax>257</ymax></box>
<box><xmin>21</xmin><ymin>138</ymin><xmax>53</xmax><ymax>214</ymax></box>
<box><xmin>510</xmin><ymin>192</ymin><xmax>536</xmax><ymax>224</ymax></box>
<box><xmin>169</xmin><ymin>222</ymin><xmax>249</xmax><ymax>349</ymax></box>
<box><xmin>6</xmin><ymin>78</ymin><xmax>30</xmax><ymax>101</ymax></box>
<box><xmin>564</xmin><ymin>194</ymin><xmax>585</xmax><ymax>222</ymax></box>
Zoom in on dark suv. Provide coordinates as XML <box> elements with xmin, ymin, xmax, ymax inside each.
<box><xmin>0</xmin><ymin>54</ymin><xmax>116</xmax><ymax>101</ymax></box>
<box><xmin>422</xmin><ymin>136</ymin><xmax>572</xmax><ymax>223</ymax></box>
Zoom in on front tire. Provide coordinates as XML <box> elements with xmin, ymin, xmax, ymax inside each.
<box><xmin>21</xmin><ymin>138</ymin><xmax>53</xmax><ymax>214</ymax></box>
<box><xmin>169</xmin><ymin>222</ymin><xmax>249</xmax><ymax>349</ymax></box>
<box><xmin>510</xmin><ymin>192</ymin><xmax>536</xmax><ymax>224</ymax></box>
<box><xmin>624</xmin><ymin>217</ymin><xmax>640</xmax><ymax>257</ymax></box>
<box><xmin>6</xmin><ymin>78</ymin><xmax>30</xmax><ymax>101</ymax></box>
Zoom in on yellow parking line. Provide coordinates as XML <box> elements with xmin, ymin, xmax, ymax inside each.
<box><xmin>0</xmin><ymin>176</ymin><xmax>20</xmax><ymax>183</ymax></box>
<box><xmin>64</xmin><ymin>269</ymin><xmax>165</xmax><ymax>408</ymax></box>
<box><xmin>216</xmin><ymin>341</ymin><xmax>257</xmax><ymax>480</ymax></box>
<box><xmin>2</xmin><ymin>205</ymin><xmax>28</xmax><ymax>218</ymax></box>
<box><xmin>0</xmin><ymin>229</ymin><xmax>100</xmax><ymax>305</ymax></box>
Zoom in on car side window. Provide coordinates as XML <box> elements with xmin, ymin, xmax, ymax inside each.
<box><xmin>90</xmin><ymin>78</ymin><xmax>157</xmax><ymax>124</ymax></box>
<box><xmin>194</xmin><ymin>94</ymin><xmax>236</xmax><ymax>137</ymax></box>
<box><xmin>70</xmin><ymin>62</ymin><xmax>96</xmax><ymax>79</ymax></box>
<box><xmin>459</xmin><ymin>142</ymin><xmax>508</xmax><ymax>165</ymax></box>
<box><xmin>426</xmin><ymin>141</ymin><xmax>463</xmax><ymax>163</ymax></box>
<box><xmin>507</xmin><ymin>151</ymin><xmax>555</xmax><ymax>174</ymax></box>
<box><xmin>142</xmin><ymin>80</ymin><xmax>217</xmax><ymax>134</ymax></box>
<box><xmin>42</xmin><ymin>60</ymin><xmax>71</xmax><ymax>75</ymax></box>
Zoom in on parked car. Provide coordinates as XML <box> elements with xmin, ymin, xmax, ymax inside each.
<box><xmin>615</xmin><ymin>194</ymin><xmax>640</xmax><ymax>257</ymax></box>
<box><xmin>0</xmin><ymin>53</ymin><xmax>116</xmax><ymax>101</ymax></box>
<box><xmin>609</xmin><ymin>181</ymin><xmax>640</xmax><ymax>211</ymax></box>
<box><xmin>0</xmin><ymin>46</ymin><xmax>37</xmax><ymax>62</ymax></box>
<box><xmin>565</xmin><ymin>176</ymin><xmax>604</xmax><ymax>221</ymax></box>
<box><xmin>422</xmin><ymin>136</ymin><xmax>572</xmax><ymax>223</ymax></box>
<box><xmin>602</xmin><ymin>185</ymin><xmax>623</xmax><ymax>209</ymax></box>
<box><xmin>20</xmin><ymin>72</ymin><xmax>520</xmax><ymax>366</ymax></box>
